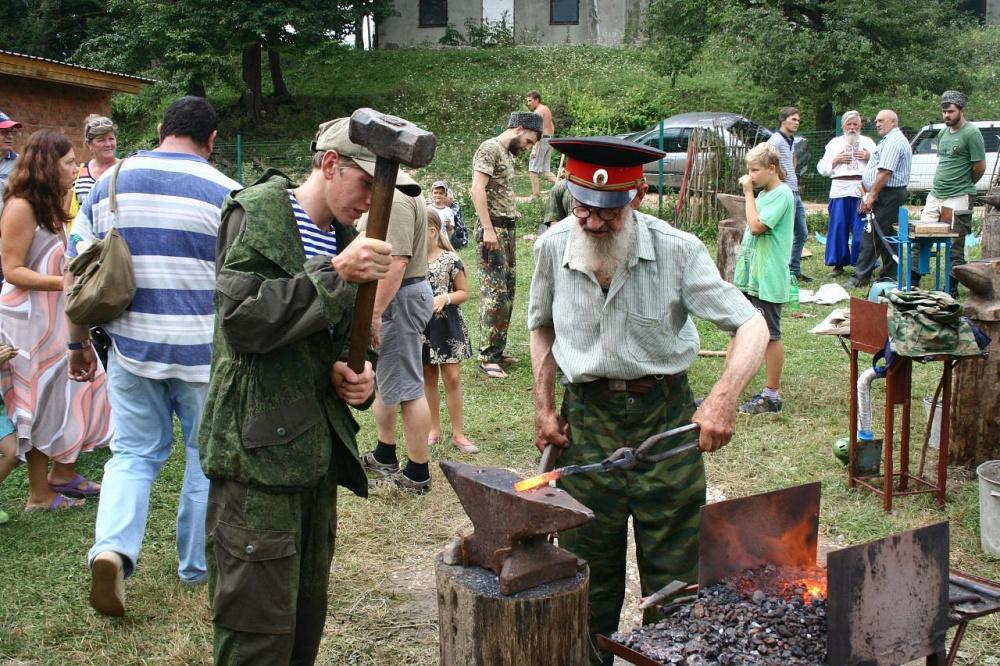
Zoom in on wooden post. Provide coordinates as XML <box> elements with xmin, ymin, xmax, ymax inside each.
<box><xmin>950</xmin><ymin>259</ymin><xmax>1000</xmax><ymax>466</ymax></box>
<box><xmin>435</xmin><ymin>555</ymin><xmax>590</xmax><ymax>665</ymax></box>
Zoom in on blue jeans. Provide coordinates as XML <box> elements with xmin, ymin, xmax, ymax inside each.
<box><xmin>789</xmin><ymin>192</ymin><xmax>808</xmax><ymax>276</ymax></box>
<box><xmin>88</xmin><ymin>352</ymin><xmax>210</xmax><ymax>583</ymax></box>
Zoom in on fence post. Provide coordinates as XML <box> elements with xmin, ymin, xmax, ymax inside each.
<box><xmin>236</xmin><ymin>134</ymin><xmax>243</xmax><ymax>184</ymax></box>
<box><xmin>658</xmin><ymin>119</ymin><xmax>664</xmax><ymax>219</ymax></box>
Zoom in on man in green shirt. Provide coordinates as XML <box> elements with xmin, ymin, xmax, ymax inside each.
<box><xmin>919</xmin><ymin>91</ymin><xmax>987</xmax><ymax>287</ymax></box>
<box><xmin>528</xmin><ymin>136</ymin><xmax>767</xmax><ymax>665</ymax></box>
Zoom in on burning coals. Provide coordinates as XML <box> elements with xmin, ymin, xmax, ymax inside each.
<box><xmin>611</xmin><ymin>566</ymin><xmax>828</xmax><ymax>665</ymax></box>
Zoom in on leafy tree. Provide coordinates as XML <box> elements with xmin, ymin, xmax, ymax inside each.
<box><xmin>0</xmin><ymin>0</ymin><xmax>107</xmax><ymax>61</ymax></box>
<box><xmin>645</xmin><ymin>0</ymin><xmax>977</xmax><ymax>129</ymax></box>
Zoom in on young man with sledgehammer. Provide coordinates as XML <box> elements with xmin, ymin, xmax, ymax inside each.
<box><xmin>199</xmin><ymin>111</ymin><xmax>433</xmax><ymax>664</ymax></box>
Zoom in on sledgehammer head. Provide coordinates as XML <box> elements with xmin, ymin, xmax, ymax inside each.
<box><xmin>348</xmin><ymin>108</ymin><xmax>436</xmax><ymax>168</ymax></box>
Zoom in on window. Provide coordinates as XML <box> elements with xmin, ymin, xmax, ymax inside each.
<box><xmin>643</xmin><ymin>128</ymin><xmax>690</xmax><ymax>154</ymax></box>
<box><xmin>419</xmin><ymin>0</ymin><xmax>447</xmax><ymax>27</ymax></box>
<box><xmin>551</xmin><ymin>0</ymin><xmax>579</xmax><ymax>25</ymax></box>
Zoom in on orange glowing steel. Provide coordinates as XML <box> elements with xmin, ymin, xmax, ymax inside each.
<box><xmin>514</xmin><ymin>470</ymin><xmax>562</xmax><ymax>492</ymax></box>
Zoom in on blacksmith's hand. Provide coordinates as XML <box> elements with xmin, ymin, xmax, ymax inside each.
<box><xmin>68</xmin><ymin>347</ymin><xmax>98</xmax><ymax>383</ymax></box>
<box><xmin>332</xmin><ymin>360</ymin><xmax>374</xmax><ymax>406</ymax></box>
<box><xmin>482</xmin><ymin>227</ymin><xmax>500</xmax><ymax>252</ymax></box>
<box><xmin>534</xmin><ymin>409</ymin><xmax>570</xmax><ymax>453</ymax></box>
<box><xmin>691</xmin><ymin>395</ymin><xmax>736</xmax><ymax>452</ymax></box>
<box><xmin>331</xmin><ymin>237</ymin><xmax>392</xmax><ymax>283</ymax></box>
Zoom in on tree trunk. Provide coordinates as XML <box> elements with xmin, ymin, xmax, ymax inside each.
<box><xmin>267</xmin><ymin>49</ymin><xmax>291</xmax><ymax>102</ymax></box>
<box><xmin>816</xmin><ymin>101</ymin><xmax>835</xmax><ymax>132</ymax></box>
<box><xmin>189</xmin><ymin>79</ymin><xmax>206</xmax><ymax>98</ymax></box>
<box><xmin>354</xmin><ymin>14</ymin><xmax>364</xmax><ymax>49</ymax></box>
<box><xmin>241</xmin><ymin>45</ymin><xmax>263</xmax><ymax>121</ymax></box>
<box><xmin>982</xmin><ymin>192</ymin><xmax>1000</xmax><ymax>259</ymax></box>
<box><xmin>717</xmin><ymin>218</ymin><xmax>746</xmax><ymax>283</ymax></box>
<box><xmin>435</xmin><ymin>555</ymin><xmax>589</xmax><ymax>665</ymax></box>
<box><xmin>950</xmin><ymin>320</ymin><xmax>1000</xmax><ymax>466</ymax></box>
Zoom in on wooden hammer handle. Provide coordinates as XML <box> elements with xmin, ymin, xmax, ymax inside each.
<box><xmin>347</xmin><ymin>158</ymin><xmax>399</xmax><ymax>373</ymax></box>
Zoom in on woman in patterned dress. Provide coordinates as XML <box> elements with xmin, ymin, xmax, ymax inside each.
<box><xmin>0</xmin><ymin>131</ymin><xmax>113</xmax><ymax>511</ymax></box>
<box><xmin>421</xmin><ymin>208</ymin><xmax>477</xmax><ymax>453</ymax></box>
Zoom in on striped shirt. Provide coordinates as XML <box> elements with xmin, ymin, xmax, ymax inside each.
<box><xmin>527</xmin><ymin>212</ymin><xmax>757</xmax><ymax>382</ymax></box>
<box><xmin>288</xmin><ymin>189</ymin><xmax>338</xmax><ymax>258</ymax></box>
<box><xmin>767</xmin><ymin>131</ymin><xmax>798</xmax><ymax>192</ymax></box>
<box><xmin>73</xmin><ymin>162</ymin><xmax>99</xmax><ymax>208</ymax></box>
<box><xmin>68</xmin><ymin>150</ymin><xmax>240</xmax><ymax>382</ymax></box>
<box><xmin>862</xmin><ymin>127</ymin><xmax>912</xmax><ymax>189</ymax></box>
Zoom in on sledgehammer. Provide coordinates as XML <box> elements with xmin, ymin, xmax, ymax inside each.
<box><xmin>345</xmin><ymin>108</ymin><xmax>437</xmax><ymax>372</ymax></box>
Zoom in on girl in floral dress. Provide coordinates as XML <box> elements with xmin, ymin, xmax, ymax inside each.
<box><xmin>422</xmin><ymin>208</ymin><xmax>477</xmax><ymax>453</ymax></box>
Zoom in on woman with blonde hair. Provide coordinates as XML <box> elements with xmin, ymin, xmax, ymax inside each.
<box><xmin>69</xmin><ymin>115</ymin><xmax>118</xmax><ymax>220</ymax></box>
<box><xmin>0</xmin><ymin>130</ymin><xmax>113</xmax><ymax>511</ymax></box>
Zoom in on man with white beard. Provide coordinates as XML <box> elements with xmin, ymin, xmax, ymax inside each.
<box><xmin>527</xmin><ymin>136</ymin><xmax>768</xmax><ymax>665</ymax></box>
<box><xmin>816</xmin><ymin>110</ymin><xmax>876</xmax><ymax>277</ymax></box>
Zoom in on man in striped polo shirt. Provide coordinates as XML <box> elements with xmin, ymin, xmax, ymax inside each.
<box><xmin>847</xmin><ymin>109</ymin><xmax>912</xmax><ymax>289</ymax></box>
<box><xmin>529</xmin><ymin>136</ymin><xmax>768</xmax><ymax>665</ymax></box>
<box><xmin>66</xmin><ymin>96</ymin><xmax>241</xmax><ymax>616</ymax></box>
<box><xmin>766</xmin><ymin>106</ymin><xmax>811</xmax><ymax>283</ymax></box>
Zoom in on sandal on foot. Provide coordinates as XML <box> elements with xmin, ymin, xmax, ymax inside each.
<box><xmin>451</xmin><ymin>438</ymin><xmax>480</xmax><ymax>454</ymax></box>
<box><xmin>499</xmin><ymin>353</ymin><xmax>518</xmax><ymax>366</ymax></box>
<box><xmin>427</xmin><ymin>435</ymin><xmax>440</xmax><ymax>446</ymax></box>
<box><xmin>48</xmin><ymin>473</ymin><xmax>101</xmax><ymax>498</ymax></box>
<box><xmin>25</xmin><ymin>493</ymin><xmax>85</xmax><ymax>512</ymax></box>
<box><xmin>478</xmin><ymin>363</ymin><xmax>508</xmax><ymax>379</ymax></box>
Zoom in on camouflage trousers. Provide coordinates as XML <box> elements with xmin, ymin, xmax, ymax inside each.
<box><xmin>557</xmin><ymin>373</ymin><xmax>704</xmax><ymax>666</ymax></box>
<box><xmin>206</xmin><ymin>476</ymin><xmax>337</xmax><ymax>665</ymax></box>
<box><xmin>476</xmin><ymin>222</ymin><xmax>517</xmax><ymax>363</ymax></box>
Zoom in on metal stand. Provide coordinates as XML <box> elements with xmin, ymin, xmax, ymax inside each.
<box><xmin>847</xmin><ymin>297</ymin><xmax>951</xmax><ymax>511</ymax></box>
<box><xmin>884</xmin><ymin>209</ymin><xmax>958</xmax><ymax>292</ymax></box>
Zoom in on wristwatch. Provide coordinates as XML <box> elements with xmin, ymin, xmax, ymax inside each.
<box><xmin>67</xmin><ymin>339</ymin><xmax>92</xmax><ymax>351</ymax></box>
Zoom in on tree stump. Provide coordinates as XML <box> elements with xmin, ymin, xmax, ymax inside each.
<box><xmin>435</xmin><ymin>555</ymin><xmax>590</xmax><ymax>666</ymax></box>
<box><xmin>717</xmin><ymin>218</ymin><xmax>746</xmax><ymax>283</ymax></box>
<box><xmin>950</xmin><ymin>259</ymin><xmax>1000</xmax><ymax>466</ymax></box>
<box><xmin>982</xmin><ymin>198</ymin><xmax>1000</xmax><ymax>259</ymax></box>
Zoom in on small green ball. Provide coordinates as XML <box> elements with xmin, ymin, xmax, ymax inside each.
<box><xmin>833</xmin><ymin>437</ymin><xmax>850</xmax><ymax>465</ymax></box>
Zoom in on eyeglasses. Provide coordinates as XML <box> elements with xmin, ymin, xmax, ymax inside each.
<box><xmin>0</xmin><ymin>129</ymin><xmax>19</xmax><ymax>139</ymax></box>
<box><xmin>571</xmin><ymin>204</ymin><xmax>622</xmax><ymax>223</ymax></box>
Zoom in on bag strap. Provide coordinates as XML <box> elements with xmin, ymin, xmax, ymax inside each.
<box><xmin>108</xmin><ymin>158</ymin><xmax>127</xmax><ymax>216</ymax></box>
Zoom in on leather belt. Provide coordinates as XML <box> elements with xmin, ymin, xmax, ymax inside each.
<box><xmin>600</xmin><ymin>375</ymin><xmax>663</xmax><ymax>395</ymax></box>
<box><xmin>833</xmin><ymin>175</ymin><xmax>862</xmax><ymax>180</ymax></box>
<box><xmin>400</xmin><ymin>276</ymin><xmax>427</xmax><ymax>287</ymax></box>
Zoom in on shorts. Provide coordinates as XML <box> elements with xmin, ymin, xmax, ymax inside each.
<box><xmin>745</xmin><ymin>294</ymin><xmax>783</xmax><ymax>341</ymax></box>
<box><xmin>920</xmin><ymin>193</ymin><xmax>971</xmax><ymax>222</ymax></box>
<box><xmin>376</xmin><ymin>279</ymin><xmax>433</xmax><ymax>406</ymax></box>
<box><xmin>529</xmin><ymin>136</ymin><xmax>553</xmax><ymax>174</ymax></box>
<box><xmin>0</xmin><ymin>401</ymin><xmax>14</xmax><ymax>440</ymax></box>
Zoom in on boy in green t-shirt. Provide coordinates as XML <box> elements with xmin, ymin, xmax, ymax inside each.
<box><xmin>733</xmin><ymin>143</ymin><xmax>794</xmax><ymax>414</ymax></box>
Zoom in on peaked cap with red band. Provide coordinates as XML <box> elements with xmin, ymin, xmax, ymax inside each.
<box><xmin>550</xmin><ymin>136</ymin><xmax>665</xmax><ymax>208</ymax></box>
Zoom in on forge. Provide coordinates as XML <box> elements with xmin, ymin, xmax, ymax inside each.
<box><xmin>600</xmin><ymin>483</ymin><xmax>1000</xmax><ymax>666</ymax></box>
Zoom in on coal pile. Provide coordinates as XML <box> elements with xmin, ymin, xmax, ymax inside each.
<box><xmin>611</xmin><ymin>573</ymin><xmax>827</xmax><ymax>665</ymax></box>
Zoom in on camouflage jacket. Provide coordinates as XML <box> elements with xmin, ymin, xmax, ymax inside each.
<box><xmin>199</xmin><ymin>170</ymin><xmax>368</xmax><ymax>495</ymax></box>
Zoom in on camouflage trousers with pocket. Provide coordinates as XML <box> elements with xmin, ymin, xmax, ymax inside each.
<box><xmin>206</xmin><ymin>475</ymin><xmax>337</xmax><ymax>665</ymax></box>
<box><xmin>476</xmin><ymin>222</ymin><xmax>517</xmax><ymax>363</ymax></box>
<box><xmin>557</xmin><ymin>373</ymin><xmax>704</xmax><ymax>666</ymax></box>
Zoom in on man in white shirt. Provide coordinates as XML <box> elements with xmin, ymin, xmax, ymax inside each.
<box><xmin>816</xmin><ymin>110</ymin><xmax>876</xmax><ymax>277</ymax></box>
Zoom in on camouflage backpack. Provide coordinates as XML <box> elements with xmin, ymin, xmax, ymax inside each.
<box><xmin>884</xmin><ymin>289</ymin><xmax>983</xmax><ymax>357</ymax></box>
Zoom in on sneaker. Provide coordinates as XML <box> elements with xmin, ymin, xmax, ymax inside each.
<box><xmin>361</xmin><ymin>451</ymin><xmax>399</xmax><ymax>477</ymax></box>
<box><xmin>739</xmin><ymin>393</ymin><xmax>783</xmax><ymax>415</ymax></box>
<box><xmin>90</xmin><ymin>551</ymin><xmax>126</xmax><ymax>617</ymax></box>
<box><xmin>369</xmin><ymin>470</ymin><xmax>431</xmax><ymax>495</ymax></box>
<box><xmin>796</xmin><ymin>273</ymin><xmax>813</xmax><ymax>283</ymax></box>
<box><xmin>829</xmin><ymin>267</ymin><xmax>845</xmax><ymax>278</ymax></box>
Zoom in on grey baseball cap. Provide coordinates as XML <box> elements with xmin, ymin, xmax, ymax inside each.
<box><xmin>312</xmin><ymin>118</ymin><xmax>421</xmax><ymax>197</ymax></box>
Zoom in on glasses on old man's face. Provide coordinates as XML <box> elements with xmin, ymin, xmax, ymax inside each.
<box><xmin>571</xmin><ymin>205</ymin><xmax>622</xmax><ymax>223</ymax></box>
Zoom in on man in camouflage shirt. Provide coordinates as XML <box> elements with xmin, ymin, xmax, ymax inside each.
<box><xmin>471</xmin><ymin>111</ymin><xmax>542</xmax><ymax>378</ymax></box>
<box><xmin>529</xmin><ymin>137</ymin><xmax>768</xmax><ymax>665</ymax></box>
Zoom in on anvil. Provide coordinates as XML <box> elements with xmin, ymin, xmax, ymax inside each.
<box><xmin>440</xmin><ymin>460</ymin><xmax>594</xmax><ymax>595</ymax></box>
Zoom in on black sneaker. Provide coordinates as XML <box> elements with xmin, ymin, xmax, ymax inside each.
<box><xmin>369</xmin><ymin>471</ymin><xmax>431</xmax><ymax>495</ymax></box>
<box><xmin>361</xmin><ymin>451</ymin><xmax>399</xmax><ymax>477</ymax></box>
<box><xmin>829</xmin><ymin>267</ymin><xmax>845</xmax><ymax>278</ymax></box>
<box><xmin>796</xmin><ymin>273</ymin><xmax>813</xmax><ymax>283</ymax></box>
<box><xmin>739</xmin><ymin>393</ymin><xmax>783</xmax><ymax>415</ymax></box>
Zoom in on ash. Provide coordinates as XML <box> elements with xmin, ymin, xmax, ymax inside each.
<box><xmin>611</xmin><ymin>578</ymin><xmax>827</xmax><ymax>665</ymax></box>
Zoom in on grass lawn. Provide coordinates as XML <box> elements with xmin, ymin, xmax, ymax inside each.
<box><xmin>2</xmin><ymin>171</ymin><xmax>999</xmax><ymax>664</ymax></box>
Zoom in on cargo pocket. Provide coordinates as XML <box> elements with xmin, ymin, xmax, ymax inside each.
<box><xmin>242</xmin><ymin>396</ymin><xmax>323</xmax><ymax>450</ymax></box>
<box><xmin>211</xmin><ymin>521</ymin><xmax>297</xmax><ymax>634</ymax></box>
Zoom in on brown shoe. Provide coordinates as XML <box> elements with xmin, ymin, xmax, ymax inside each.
<box><xmin>90</xmin><ymin>551</ymin><xmax>126</xmax><ymax>616</ymax></box>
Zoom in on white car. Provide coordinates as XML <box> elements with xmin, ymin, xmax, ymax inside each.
<box><xmin>908</xmin><ymin>121</ymin><xmax>1000</xmax><ymax>195</ymax></box>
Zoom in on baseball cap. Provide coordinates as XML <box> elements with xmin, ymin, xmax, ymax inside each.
<box><xmin>0</xmin><ymin>111</ymin><xmax>23</xmax><ymax>130</ymax></box>
<box><xmin>550</xmin><ymin>136</ymin><xmax>665</xmax><ymax>209</ymax></box>
<box><xmin>431</xmin><ymin>180</ymin><xmax>448</xmax><ymax>190</ymax></box>
<box><xmin>312</xmin><ymin>118</ymin><xmax>421</xmax><ymax>197</ymax></box>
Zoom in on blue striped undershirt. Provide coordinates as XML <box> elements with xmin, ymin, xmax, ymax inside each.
<box><xmin>288</xmin><ymin>189</ymin><xmax>338</xmax><ymax>257</ymax></box>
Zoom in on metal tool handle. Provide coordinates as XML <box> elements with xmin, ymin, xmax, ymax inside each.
<box><xmin>633</xmin><ymin>422</ymin><xmax>700</xmax><ymax>458</ymax></box>
<box><xmin>538</xmin><ymin>444</ymin><xmax>563</xmax><ymax>474</ymax></box>
<box><xmin>601</xmin><ymin>423</ymin><xmax>701</xmax><ymax>471</ymax></box>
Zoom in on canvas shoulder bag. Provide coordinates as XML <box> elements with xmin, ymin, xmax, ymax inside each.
<box><xmin>65</xmin><ymin>158</ymin><xmax>136</xmax><ymax>325</ymax></box>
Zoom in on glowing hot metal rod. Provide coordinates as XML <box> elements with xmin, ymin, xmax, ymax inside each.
<box><xmin>515</xmin><ymin>423</ymin><xmax>701</xmax><ymax>492</ymax></box>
